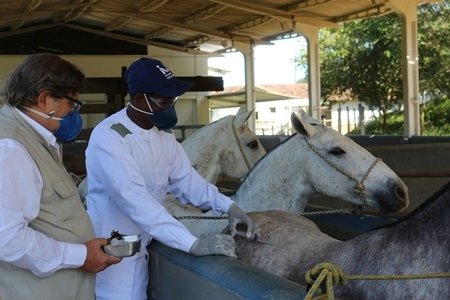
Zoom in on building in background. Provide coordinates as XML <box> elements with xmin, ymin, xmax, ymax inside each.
<box><xmin>208</xmin><ymin>83</ymin><xmax>308</xmax><ymax>135</ymax></box>
<box><xmin>207</xmin><ymin>83</ymin><xmax>376</xmax><ymax>136</ymax></box>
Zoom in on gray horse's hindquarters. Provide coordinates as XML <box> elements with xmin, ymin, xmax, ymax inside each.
<box><xmin>233</xmin><ymin>181</ymin><xmax>450</xmax><ymax>300</ymax></box>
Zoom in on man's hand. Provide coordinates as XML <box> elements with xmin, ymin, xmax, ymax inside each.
<box><xmin>228</xmin><ymin>203</ymin><xmax>260</xmax><ymax>240</ymax></box>
<box><xmin>80</xmin><ymin>238</ymin><xmax>122</xmax><ymax>273</ymax></box>
<box><xmin>189</xmin><ymin>234</ymin><xmax>236</xmax><ymax>258</ymax></box>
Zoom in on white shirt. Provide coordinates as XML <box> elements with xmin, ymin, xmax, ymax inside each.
<box><xmin>86</xmin><ymin>108</ymin><xmax>234</xmax><ymax>253</ymax></box>
<box><xmin>0</xmin><ymin>108</ymin><xmax>86</xmax><ymax>277</ymax></box>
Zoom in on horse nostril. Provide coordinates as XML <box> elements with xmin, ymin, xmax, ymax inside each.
<box><xmin>396</xmin><ymin>186</ymin><xmax>405</xmax><ymax>201</ymax></box>
<box><xmin>378</xmin><ymin>182</ymin><xmax>409</xmax><ymax>213</ymax></box>
<box><xmin>395</xmin><ymin>185</ymin><xmax>408</xmax><ymax>207</ymax></box>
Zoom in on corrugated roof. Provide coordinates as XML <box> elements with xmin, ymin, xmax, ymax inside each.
<box><xmin>0</xmin><ymin>0</ymin><xmax>398</xmax><ymax>55</ymax></box>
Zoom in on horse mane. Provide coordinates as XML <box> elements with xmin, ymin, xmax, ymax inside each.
<box><xmin>192</xmin><ymin>115</ymin><xmax>231</xmax><ymax>134</ymax></box>
<box><xmin>207</xmin><ymin>115</ymin><xmax>232</xmax><ymax>127</ymax></box>
<box><xmin>377</xmin><ymin>180</ymin><xmax>450</xmax><ymax>230</ymax></box>
<box><xmin>239</xmin><ymin>133</ymin><xmax>298</xmax><ymax>183</ymax></box>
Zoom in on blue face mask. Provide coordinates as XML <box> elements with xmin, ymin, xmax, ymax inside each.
<box><xmin>129</xmin><ymin>95</ymin><xmax>178</xmax><ymax>130</ymax></box>
<box><xmin>148</xmin><ymin>106</ymin><xmax>178</xmax><ymax>130</ymax></box>
<box><xmin>54</xmin><ymin>111</ymin><xmax>83</xmax><ymax>142</ymax></box>
<box><xmin>22</xmin><ymin>106</ymin><xmax>83</xmax><ymax>142</ymax></box>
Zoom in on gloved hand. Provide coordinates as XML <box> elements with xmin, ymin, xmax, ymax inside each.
<box><xmin>228</xmin><ymin>203</ymin><xmax>260</xmax><ymax>240</ymax></box>
<box><xmin>189</xmin><ymin>234</ymin><xmax>236</xmax><ymax>258</ymax></box>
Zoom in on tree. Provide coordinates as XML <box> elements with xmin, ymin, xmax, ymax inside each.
<box><xmin>417</xmin><ymin>1</ymin><xmax>450</xmax><ymax>98</ymax></box>
<box><xmin>297</xmin><ymin>0</ymin><xmax>450</xmax><ymax>134</ymax></box>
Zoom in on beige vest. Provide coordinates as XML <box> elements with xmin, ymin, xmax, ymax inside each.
<box><xmin>0</xmin><ymin>105</ymin><xmax>95</xmax><ymax>300</ymax></box>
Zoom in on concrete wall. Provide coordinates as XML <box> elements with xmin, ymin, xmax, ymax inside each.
<box><xmin>0</xmin><ymin>48</ymin><xmax>211</xmax><ymax>127</ymax></box>
<box><xmin>0</xmin><ymin>54</ymin><xmax>139</xmax><ymax>79</ymax></box>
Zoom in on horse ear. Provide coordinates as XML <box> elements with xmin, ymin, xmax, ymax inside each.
<box><xmin>299</xmin><ymin>110</ymin><xmax>322</xmax><ymax>125</ymax></box>
<box><xmin>291</xmin><ymin>111</ymin><xmax>317</xmax><ymax>137</ymax></box>
<box><xmin>234</xmin><ymin>105</ymin><xmax>254</xmax><ymax>128</ymax></box>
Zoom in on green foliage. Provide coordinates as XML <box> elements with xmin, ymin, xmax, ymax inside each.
<box><xmin>361</xmin><ymin>111</ymin><xmax>404</xmax><ymax>135</ymax></box>
<box><xmin>351</xmin><ymin>97</ymin><xmax>450</xmax><ymax>135</ymax></box>
<box><xmin>418</xmin><ymin>1</ymin><xmax>450</xmax><ymax>96</ymax></box>
<box><xmin>296</xmin><ymin>0</ymin><xmax>450</xmax><ymax>135</ymax></box>
<box><xmin>315</xmin><ymin>13</ymin><xmax>404</xmax><ymax>115</ymax></box>
<box><xmin>422</xmin><ymin>97</ymin><xmax>450</xmax><ymax>135</ymax></box>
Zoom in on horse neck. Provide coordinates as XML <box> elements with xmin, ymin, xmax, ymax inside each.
<box><xmin>235</xmin><ymin>137</ymin><xmax>314</xmax><ymax>212</ymax></box>
<box><xmin>328</xmin><ymin>185</ymin><xmax>449</xmax><ymax>272</ymax></box>
<box><xmin>182</xmin><ymin>120</ymin><xmax>228</xmax><ymax>184</ymax></box>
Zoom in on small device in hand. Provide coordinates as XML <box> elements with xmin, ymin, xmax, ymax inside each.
<box><xmin>103</xmin><ymin>229</ymin><xmax>141</xmax><ymax>257</ymax></box>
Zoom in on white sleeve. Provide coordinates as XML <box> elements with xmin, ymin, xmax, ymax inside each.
<box><xmin>87</xmin><ymin>136</ymin><xmax>198</xmax><ymax>252</ymax></box>
<box><xmin>0</xmin><ymin>140</ymin><xmax>87</xmax><ymax>277</ymax></box>
<box><xmin>167</xmin><ymin>141</ymin><xmax>235</xmax><ymax>215</ymax></box>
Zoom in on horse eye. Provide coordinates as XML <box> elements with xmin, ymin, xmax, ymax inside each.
<box><xmin>329</xmin><ymin>147</ymin><xmax>346</xmax><ymax>156</ymax></box>
<box><xmin>247</xmin><ymin>140</ymin><xmax>259</xmax><ymax>149</ymax></box>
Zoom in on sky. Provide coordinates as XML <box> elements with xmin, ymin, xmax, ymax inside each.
<box><xmin>208</xmin><ymin>36</ymin><xmax>307</xmax><ymax>87</ymax></box>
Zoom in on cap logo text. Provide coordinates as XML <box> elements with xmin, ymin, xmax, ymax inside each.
<box><xmin>156</xmin><ymin>65</ymin><xmax>174</xmax><ymax>80</ymax></box>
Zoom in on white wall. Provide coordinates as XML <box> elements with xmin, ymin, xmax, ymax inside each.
<box><xmin>0</xmin><ymin>54</ymin><xmax>140</xmax><ymax>80</ymax></box>
<box><xmin>0</xmin><ymin>54</ymin><xmax>144</xmax><ymax>128</ymax></box>
<box><xmin>0</xmin><ymin>47</ymin><xmax>212</xmax><ymax>126</ymax></box>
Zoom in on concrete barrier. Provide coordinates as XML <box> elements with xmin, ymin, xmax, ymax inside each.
<box><xmin>147</xmin><ymin>241</ymin><xmax>307</xmax><ymax>300</ymax></box>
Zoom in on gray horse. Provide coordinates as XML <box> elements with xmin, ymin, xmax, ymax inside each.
<box><xmin>233</xmin><ymin>181</ymin><xmax>450</xmax><ymax>299</ymax></box>
<box><xmin>180</xmin><ymin>111</ymin><xmax>409</xmax><ymax>237</ymax></box>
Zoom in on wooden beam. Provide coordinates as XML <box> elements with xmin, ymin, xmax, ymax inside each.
<box><xmin>208</xmin><ymin>0</ymin><xmax>296</xmax><ymax>20</ymax></box>
<box><xmin>0</xmin><ymin>23</ymin><xmax>56</xmax><ymax>38</ymax></box>
<box><xmin>183</xmin><ymin>3</ymin><xmax>227</xmax><ymax>23</ymax></box>
<box><xmin>118</xmin><ymin>11</ymin><xmax>233</xmax><ymax>40</ymax></box>
<box><xmin>178</xmin><ymin>76</ymin><xmax>224</xmax><ymax>92</ymax></box>
<box><xmin>62</xmin><ymin>23</ymin><xmax>214</xmax><ymax>55</ymax></box>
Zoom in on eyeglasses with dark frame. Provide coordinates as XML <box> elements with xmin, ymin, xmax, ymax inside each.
<box><xmin>145</xmin><ymin>94</ymin><xmax>179</xmax><ymax>109</ymax></box>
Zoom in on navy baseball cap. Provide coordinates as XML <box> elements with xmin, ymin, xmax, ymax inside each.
<box><xmin>125</xmin><ymin>57</ymin><xmax>195</xmax><ymax>97</ymax></box>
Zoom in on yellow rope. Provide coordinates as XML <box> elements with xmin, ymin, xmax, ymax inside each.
<box><xmin>304</xmin><ymin>262</ymin><xmax>450</xmax><ymax>300</ymax></box>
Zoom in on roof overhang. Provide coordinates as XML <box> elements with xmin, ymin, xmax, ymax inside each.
<box><xmin>0</xmin><ymin>0</ymin><xmax>406</xmax><ymax>55</ymax></box>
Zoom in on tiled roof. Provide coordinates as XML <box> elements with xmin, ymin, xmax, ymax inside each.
<box><xmin>210</xmin><ymin>83</ymin><xmax>309</xmax><ymax>99</ymax></box>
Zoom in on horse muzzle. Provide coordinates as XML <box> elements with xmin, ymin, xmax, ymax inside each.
<box><xmin>374</xmin><ymin>178</ymin><xmax>409</xmax><ymax>213</ymax></box>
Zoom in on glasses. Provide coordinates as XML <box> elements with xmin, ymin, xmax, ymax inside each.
<box><xmin>64</xmin><ymin>95</ymin><xmax>83</xmax><ymax>112</ymax></box>
<box><xmin>145</xmin><ymin>94</ymin><xmax>179</xmax><ymax>109</ymax></box>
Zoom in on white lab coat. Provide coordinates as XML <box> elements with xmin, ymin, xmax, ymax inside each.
<box><xmin>86</xmin><ymin>108</ymin><xmax>234</xmax><ymax>300</ymax></box>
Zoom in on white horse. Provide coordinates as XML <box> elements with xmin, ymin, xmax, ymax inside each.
<box><xmin>180</xmin><ymin>106</ymin><xmax>265</xmax><ymax>184</ymax></box>
<box><xmin>78</xmin><ymin>106</ymin><xmax>267</xmax><ymax>204</ymax></box>
<box><xmin>234</xmin><ymin>181</ymin><xmax>450</xmax><ymax>299</ymax></box>
<box><xmin>177</xmin><ymin>110</ymin><xmax>409</xmax><ymax>236</ymax></box>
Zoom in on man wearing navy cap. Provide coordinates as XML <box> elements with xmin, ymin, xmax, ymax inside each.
<box><xmin>85</xmin><ymin>57</ymin><xmax>259</xmax><ymax>300</ymax></box>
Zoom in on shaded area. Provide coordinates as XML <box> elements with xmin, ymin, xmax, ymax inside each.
<box><xmin>0</xmin><ymin>25</ymin><xmax>147</xmax><ymax>55</ymax></box>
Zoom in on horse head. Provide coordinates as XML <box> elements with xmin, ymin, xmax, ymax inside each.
<box><xmin>182</xmin><ymin>106</ymin><xmax>266</xmax><ymax>184</ymax></box>
<box><xmin>292</xmin><ymin>110</ymin><xmax>408</xmax><ymax>213</ymax></box>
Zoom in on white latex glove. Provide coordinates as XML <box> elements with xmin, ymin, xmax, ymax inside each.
<box><xmin>189</xmin><ymin>234</ymin><xmax>236</xmax><ymax>258</ymax></box>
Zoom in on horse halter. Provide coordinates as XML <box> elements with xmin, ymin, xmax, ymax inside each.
<box><xmin>231</xmin><ymin>116</ymin><xmax>252</xmax><ymax>171</ymax></box>
<box><xmin>304</xmin><ymin>138</ymin><xmax>382</xmax><ymax>205</ymax></box>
